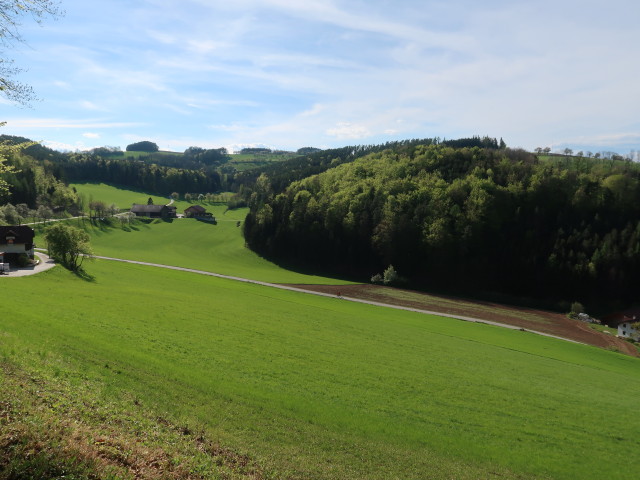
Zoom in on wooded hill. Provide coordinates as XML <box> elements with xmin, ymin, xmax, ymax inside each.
<box><xmin>0</xmin><ymin>135</ymin><xmax>77</xmax><ymax>211</ymax></box>
<box><xmin>244</xmin><ymin>144</ymin><xmax>640</xmax><ymax>311</ymax></box>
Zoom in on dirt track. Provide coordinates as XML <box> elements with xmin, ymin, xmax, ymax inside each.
<box><xmin>284</xmin><ymin>283</ymin><xmax>638</xmax><ymax>357</ymax></box>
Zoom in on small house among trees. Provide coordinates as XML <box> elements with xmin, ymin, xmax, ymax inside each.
<box><xmin>0</xmin><ymin>225</ymin><xmax>35</xmax><ymax>265</ymax></box>
<box><xmin>608</xmin><ymin>309</ymin><xmax>640</xmax><ymax>340</ymax></box>
<box><xmin>130</xmin><ymin>204</ymin><xmax>177</xmax><ymax>218</ymax></box>
<box><xmin>183</xmin><ymin>205</ymin><xmax>214</xmax><ymax>220</ymax></box>
<box><xmin>617</xmin><ymin>318</ymin><xmax>640</xmax><ymax>341</ymax></box>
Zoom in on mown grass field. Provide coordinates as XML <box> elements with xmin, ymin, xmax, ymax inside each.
<box><xmin>1</xmin><ymin>261</ymin><xmax>639</xmax><ymax>479</ymax></box>
<box><xmin>71</xmin><ymin>182</ymin><xmax>176</xmax><ymax>210</ymax></box>
<box><xmin>36</xmin><ymin>215</ymin><xmax>350</xmax><ymax>286</ymax></box>
<box><xmin>56</xmin><ymin>183</ymin><xmax>353</xmax><ymax>285</ymax></box>
<box><xmin>9</xmin><ymin>183</ymin><xmax>640</xmax><ymax>478</ymax></box>
<box><xmin>227</xmin><ymin>152</ymin><xmax>297</xmax><ymax>171</ymax></box>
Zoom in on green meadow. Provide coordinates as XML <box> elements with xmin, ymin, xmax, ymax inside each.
<box><xmin>39</xmin><ymin>213</ymin><xmax>350</xmax><ymax>285</ymax></box>
<box><xmin>71</xmin><ymin>182</ymin><xmax>177</xmax><ymax>210</ymax></box>
<box><xmin>59</xmin><ymin>183</ymin><xmax>350</xmax><ymax>285</ymax></box>
<box><xmin>1</xmin><ymin>261</ymin><xmax>639</xmax><ymax>479</ymax></box>
<box><xmin>7</xmin><ymin>183</ymin><xmax>640</xmax><ymax>479</ymax></box>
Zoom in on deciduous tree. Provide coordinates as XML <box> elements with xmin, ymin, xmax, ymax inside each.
<box><xmin>44</xmin><ymin>222</ymin><xmax>92</xmax><ymax>271</ymax></box>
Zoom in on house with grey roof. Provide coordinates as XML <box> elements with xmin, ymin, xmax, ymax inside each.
<box><xmin>130</xmin><ymin>204</ymin><xmax>177</xmax><ymax>218</ymax></box>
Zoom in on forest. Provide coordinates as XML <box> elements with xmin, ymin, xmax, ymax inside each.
<box><xmin>243</xmin><ymin>144</ymin><xmax>640</xmax><ymax>310</ymax></box>
<box><xmin>3</xmin><ymin>133</ymin><xmax>640</xmax><ymax>310</ymax></box>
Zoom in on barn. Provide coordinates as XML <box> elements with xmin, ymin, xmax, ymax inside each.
<box><xmin>130</xmin><ymin>204</ymin><xmax>177</xmax><ymax>218</ymax></box>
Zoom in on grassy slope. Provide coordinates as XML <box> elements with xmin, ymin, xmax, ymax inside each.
<box><xmin>57</xmin><ymin>183</ymin><xmax>352</xmax><ymax>285</ymax></box>
<box><xmin>1</xmin><ymin>262</ymin><xmax>640</xmax><ymax>479</ymax></box>
<box><xmin>71</xmin><ymin>182</ymin><xmax>174</xmax><ymax>210</ymax></box>
<box><xmin>40</xmin><ymin>214</ymin><xmax>350</xmax><ymax>285</ymax></box>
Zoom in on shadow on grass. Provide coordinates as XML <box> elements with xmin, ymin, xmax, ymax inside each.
<box><xmin>195</xmin><ymin>217</ymin><xmax>217</xmax><ymax>225</ymax></box>
<box><xmin>72</xmin><ymin>267</ymin><xmax>96</xmax><ymax>283</ymax></box>
<box><xmin>252</xmin><ymin>251</ymin><xmax>366</xmax><ymax>284</ymax></box>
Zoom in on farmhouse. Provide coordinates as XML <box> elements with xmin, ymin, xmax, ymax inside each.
<box><xmin>616</xmin><ymin>314</ymin><xmax>640</xmax><ymax>341</ymax></box>
<box><xmin>605</xmin><ymin>308</ymin><xmax>640</xmax><ymax>340</ymax></box>
<box><xmin>130</xmin><ymin>204</ymin><xmax>177</xmax><ymax>218</ymax></box>
<box><xmin>0</xmin><ymin>225</ymin><xmax>35</xmax><ymax>265</ymax></box>
<box><xmin>183</xmin><ymin>205</ymin><xmax>214</xmax><ymax>219</ymax></box>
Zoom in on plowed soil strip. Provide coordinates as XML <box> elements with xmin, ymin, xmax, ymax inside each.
<box><xmin>283</xmin><ymin>283</ymin><xmax>638</xmax><ymax>357</ymax></box>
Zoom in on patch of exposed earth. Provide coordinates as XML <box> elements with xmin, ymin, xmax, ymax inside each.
<box><xmin>283</xmin><ymin>283</ymin><xmax>638</xmax><ymax>357</ymax></box>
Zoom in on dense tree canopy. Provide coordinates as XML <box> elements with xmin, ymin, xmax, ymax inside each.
<box><xmin>0</xmin><ymin>134</ymin><xmax>78</xmax><ymax>208</ymax></box>
<box><xmin>183</xmin><ymin>146</ymin><xmax>228</xmax><ymax>166</ymax></box>
<box><xmin>296</xmin><ymin>147</ymin><xmax>322</xmax><ymax>155</ymax></box>
<box><xmin>57</xmin><ymin>153</ymin><xmax>222</xmax><ymax>195</ymax></box>
<box><xmin>244</xmin><ymin>144</ymin><xmax>640</xmax><ymax>310</ymax></box>
<box><xmin>126</xmin><ymin>141</ymin><xmax>159</xmax><ymax>152</ymax></box>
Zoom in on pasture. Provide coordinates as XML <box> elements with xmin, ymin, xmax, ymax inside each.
<box><xmin>1</xmin><ymin>261</ymin><xmax>639</xmax><ymax>479</ymax></box>
<box><xmin>11</xmin><ymin>183</ymin><xmax>640</xmax><ymax>478</ymax></box>
<box><xmin>71</xmin><ymin>182</ymin><xmax>175</xmax><ymax>210</ymax></box>
<box><xmin>61</xmin><ymin>183</ymin><xmax>353</xmax><ymax>284</ymax></box>
<box><xmin>227</xmin><ymin>152</ymin><xmax>297</xmax><ymax>171</ymax></box>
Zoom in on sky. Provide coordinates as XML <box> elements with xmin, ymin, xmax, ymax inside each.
<box><xmin>2</xmin><ymin>0</ymin><xmax>639</xmax><ymax>156</ymax></box>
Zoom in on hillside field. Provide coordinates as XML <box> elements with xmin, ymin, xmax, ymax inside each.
<box><xmin>71</xmin><ymin>182</ymin><xmax>181</xmax><ymax>211</ymax></box>
<box><xmin>7</xmin><ymin>183</ymin><xmax>640</xmax><ymax>479</ymax></box>
<box><xmin>36</xmin><ymin>208</ymin><xmax>352</xmax><ymax>286</ymax></box>
<box><xmin>1</xmin><ymin>261</ymin><xmax>640</xmax><ymax>479</ymax></box>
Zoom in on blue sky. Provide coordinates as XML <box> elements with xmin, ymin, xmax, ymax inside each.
<box><xmin>2</xmin><ymin>0</ymin><xmax>639</xmax><ymax>156</ymax></box>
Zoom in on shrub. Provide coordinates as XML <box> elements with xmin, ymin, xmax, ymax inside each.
<box><xmin>371</xmin><ymin>273</ymin><xmax>383</xmax><ymax>284</ymax></box>
<box><xmin>383</xmin><ymin>265</ymin><xmax>398</xmax><ymax>286</ymax></box>
<box><xmin>16</xmin><ymin>253</ymin><xmax>31</xmax><ymax>268</ymax></box>
<box><xmin>570</xmin><ymin>301</ymin><xmax>585</xmax><ymax>315</ymax></box>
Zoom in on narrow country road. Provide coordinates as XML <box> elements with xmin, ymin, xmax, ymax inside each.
<box><xmin>91</xmin><ymin>255</ymin><xmax>586</xmax><ymax>346</ymax></box>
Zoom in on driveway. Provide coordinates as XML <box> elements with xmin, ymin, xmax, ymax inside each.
<box><xmin>0</xmin><ymin>252</ymin><xmax>56</xmax><ymax>277</ymax></box>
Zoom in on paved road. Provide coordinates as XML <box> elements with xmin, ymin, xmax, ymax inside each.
<box><xmin>0</xmin><ymin>252</ymin><xmax>56</xmax><ymax>277</ymax></box>
<box><xmin>92</xmin><ymin>255</ymin><xmax>585</xmax><ymax>346</ymax></box>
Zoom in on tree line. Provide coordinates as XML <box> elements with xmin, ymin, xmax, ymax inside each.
<box><xmin>243</xmin><ymin>144</ymin><xmax>640</xmax><ymax>311</ymax></box>
<box><xmin>232</xmin><ymin>136</ymin><xmax>505</xmax><ymax>197</ymax></box>
<box><xmin>55</xmin><ymin>153</ymin><xmax>223</xmax><ymax>196</ymax></box>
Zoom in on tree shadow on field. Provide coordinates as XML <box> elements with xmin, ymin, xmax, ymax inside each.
<box><xmin>72</xmin><ymin>267</ymin><xmax>96</xmax><ymax>283</ymax></box>
<box><xmin>195</xmin><ymin>217</ymin><xmax>217</xmax><ymax>225</ymax></box>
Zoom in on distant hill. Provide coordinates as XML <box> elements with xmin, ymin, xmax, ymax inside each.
<box><xmin>244</xmin><ymin>142</ymin><xmax>640</xmax><ymax>310</ymax></box>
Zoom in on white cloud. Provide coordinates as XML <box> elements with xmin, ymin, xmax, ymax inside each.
<box><xmin>4</xmin><ymin>118</ymin><xmax>144</xmax><ymax>129</ymax></box>
<box><xmin>80</xmin><ymin>100</ymin><xmax>103</xmax><ymax>111</ymax></box>
<box><xmin>82</xmin><ymin>132</ymin><xmax>100</xmax><ymax>139</ymax></box>
<box><xmin>569</xmin><ymin>132</ymin><xmax>640</xmax><ymax>146</ymax></box>
<box><xmin>326</xmin><ymin>122</ymin><xmax>371</xmax><ymax>140</ymax></box>
<box><xmin>7</xmin><ymin>0</ymin><xmax>639</xmax><ymax>153</ymax></box>
<box><xmin>42</xmin><ymin>140</ymin><xmax>95</xmax><ymax>152</ymax></box>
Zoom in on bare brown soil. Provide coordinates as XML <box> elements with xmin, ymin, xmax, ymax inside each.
<box><xmin>283</xmin><ymin>283</ymin><xmax>638</xmax><ymax>357</ymax></box>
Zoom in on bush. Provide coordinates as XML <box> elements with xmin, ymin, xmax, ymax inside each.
<box><xmin>570</xmin><ymin>301</ymin><xmax>585</xmax><ymax>315</ymax></box>
<box><xmin>383</xmin><ymin>265</ymin><xmax>399</xmax><ymax>286</ymax></box>
<box><xmin>371</xmin><ymin>273</ymin><xmax>383</xmax><ymax>284</ymax></box>
<box><xmin>16</xmin><ymin>253</ymin><xmax>31</xmax><ymax>268</ymax></box>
